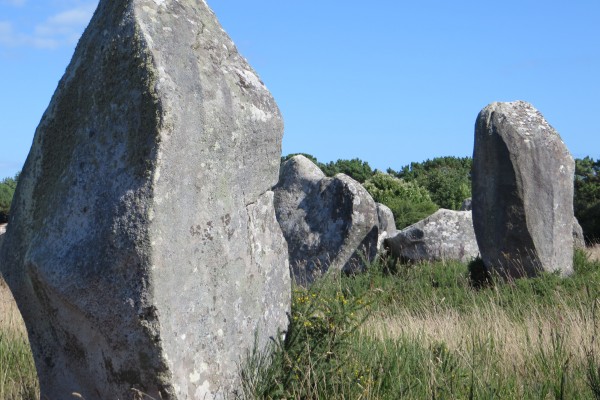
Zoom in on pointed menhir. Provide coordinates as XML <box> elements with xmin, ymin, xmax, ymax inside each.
<box><xmin>0</xmin><ymin>0</ymin><xmax>290</xmax><ymax>398</ymax></box>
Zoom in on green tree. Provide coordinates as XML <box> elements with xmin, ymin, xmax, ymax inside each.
<box><xmin>574</xmin><ymin>157</ymin><xmax>600</xmax><ymax>243</ymax></box>
<box><xmin>363</xmin><ymin>172</ymin><xmax>438</xmax><ymax>229</ymax></box>
<box><xmin>320</xmin><ymin>158</ymin><xmax>374</xmax><ymax>183</ymax></box>
<box><xmin>281</xmin><ymin>153</ymin><xmax>322</xmax><ymax>167</ymax></box>
<box><xmin>388</xmin><ymin>156</ymin><xmax>472</xmax><ymax>210</ymax></box>
<box><xmin>0</xmin><ymin>172</ymin><xmax>19</xmax><ymax>223</ymax></box>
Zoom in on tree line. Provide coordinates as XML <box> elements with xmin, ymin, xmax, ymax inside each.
<box><xmin>283</xmin><ymin>154</ymin><xmax>600</xmax><ymax>243</ymax></box>
<box><xmin>1</xmin><ymin>155</ymin><xmax>599</xmax><ymax>241</ymax></box>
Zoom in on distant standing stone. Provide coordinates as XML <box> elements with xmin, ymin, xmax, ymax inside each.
<box><xmin>274</xmin><ymin>155</ymin><xmax>379</xmax><ymax>284</ymax></box>
<box><xmin>573</xmin><ymin>217</ymin><xmax>586</xmax><ymax>249</ymax></box>
<box><xmin>472</xmin><ymin>101</ymin><xmax>575</xmax><ymax>278</ymax></box>
<box><xmin>0</xmin><ymin>0</ymin><xmax>290</xmax><ymax>398</ymax></box>
<box><xmin>376</xmin><ymin>202</ymin><xmax>397</xmax><ymax>250</ymax></box>
<box><xmin>0</xmin><ymin>224</ymin><xmax>5</xmax><ymax>259</ymax></box>
<box><xmin>460</xmin><ymin>198</ymin><xmax>472</xmax><ymax>211</ymax></box>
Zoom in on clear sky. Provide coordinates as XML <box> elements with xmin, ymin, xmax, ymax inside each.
<box><xmin>1</xmin><ymin>0</ymin><xmax>598</xmax><ymax>179</ymax></box>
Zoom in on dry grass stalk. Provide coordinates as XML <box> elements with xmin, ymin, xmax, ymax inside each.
<box><xmin>361</xmin><ymin>300</ymin><xmax>600</xmax><ymax>377</ymax></box>
<box><xmin>586</xmin><ymin>244</ymin><xmax>600</xmax><ymax>262</ymax></box>
<box><xmin>0</xmin><ymin>277</ymin><xmax>27</xmax><ymax>336</ymax></box>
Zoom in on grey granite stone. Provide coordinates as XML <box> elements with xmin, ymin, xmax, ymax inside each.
<box><xmin>385</xmin><ymin>209</ymin><xmax>478</xmax><ymax>263</ymax></box>
<box><xmin>274</xmin><ymin>155</ymin><xmax>378</xmax><ymax>284</ymax></box>
<box><xmin>472</xmin><ymin>101</ymin><xmax>575</xmax><ymax>278</ymax></box>
<box><xmin>0</xmin><ymin>1</ymin><xmax>290</xmax><ymax>398</ymax></box>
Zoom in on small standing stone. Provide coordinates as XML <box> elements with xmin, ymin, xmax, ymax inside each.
<box><xmin>460</xmin><ymin>198</ymin><xmax>472</xmax><ymax>211</ymax></box>
<box><xmin>573</xmin><ymin>217</ymin><xmax>586</xmax><ymax>249</ymax></box>
<box><xmin>376</xmin><ymin>203</ymin><xmax>397</xmax><ymax>250</ymax></box>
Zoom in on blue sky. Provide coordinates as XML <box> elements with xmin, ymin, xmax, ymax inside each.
<box><xmin>0</xmin><ymin>0</ymin><xmax>598</xmax><ymax>179</ymax></box>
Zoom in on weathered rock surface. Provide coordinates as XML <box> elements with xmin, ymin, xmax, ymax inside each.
<box><xmin>376</xmin><ymin>203</ymin><xmax>397</xmax><ymax>250</ymax></box>
<box><xmin>573</xmin><ymin>217</ymin><xmax>586</xmax><ymax>249</ymax></box>
<box><xmin>473</xmin><ymin>101</ymin><xmax>575</xmax><ymax>278</ymax></box>
<box><xmin>274</xmin><ymin>155</ymin><xmax>379</xmax><ymax>284</ymax></box>
<box><xmin>0</xmin><ymin>1</ymin><xmax>290</xmax><ymax>399</ymax></box>
<box><xmin>385</xmin><ymin>209</ymin><xmax>479</xmax><ymax>263</ymax></box>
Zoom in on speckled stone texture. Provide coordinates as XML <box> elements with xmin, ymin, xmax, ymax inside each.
<box><xmin>0</xmin><ymin>1</ymin><xmax>290</xmax><ymax>398</ymax></box>
<box><xmin>274</xmin><ymin>155</ymin><xmax>379</xmax><ymax>285</ymax></box>
<box><xmin>473</xmin><ymin>101</ymin><xmax>575</xmax><ymax>278</ymax></box>
<box><xmin>385</xmin><ymin>209</ymin><xmax>479</xmax><ymax>263</ymax></box>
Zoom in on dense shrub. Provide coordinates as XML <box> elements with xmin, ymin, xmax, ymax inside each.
<box><xmin>574</xmin><ymin>157</ymin><xmax>600</xmax><ymax>243</ymax></box>
<box><xmin>389</xmin><ymin>156</ymin><xmax>472</xmax><ymax>210</ymax></box>
<box><xmin>280</xmin><ymin>154</ymin><xmax>375</xmax><ymax>184</ymax></box>
<box><xmin>363</xmin><ymin>172</ymin><xmax>438</xmax><ymax>229</ymax></box>
<box><xmin>320</xmin><ymin>158</ymin><xmax>374</xmax><ymax>183</ymax></box>
<box><xmin>0</xmin><ymin>174</ymin><xmax>18</xmax><ymax>224</ymax></box>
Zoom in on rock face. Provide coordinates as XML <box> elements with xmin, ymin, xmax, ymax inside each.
<box><xmin>0</xmin><ymin>1</ymin><xmax>290</xmax><ymax>399</ymax></box>
<box><xmin>473</xmin><ymin>101</ymin><xmax>575</xmax><ymax>278</ymax></box>
<box><xmin>385</xmin><ymin>209</ymin><xmax>479</xmax><ymax>263</ymax></box>
<box><xmin>376</xmin><ymin>203</ymin><xmax>397</xmax><ymax>250</ymax></box>
<box><xmin>274</xmin><ymin>155</ymin><xmax>379</xmax><ymax>284</ymax></box>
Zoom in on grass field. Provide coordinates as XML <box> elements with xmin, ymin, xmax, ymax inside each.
<box><xmin>241</xmin><ymin>250</ymin><xmax>600</xmax><ymax>399</ymax></box>
<box><xmin>2</xmin><ymin>249</ymin><xmax>600</xmax><ymax>399</ymax></box>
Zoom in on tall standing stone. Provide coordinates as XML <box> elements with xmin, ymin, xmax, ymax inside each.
<box><xmin>0</xmin><ymin>1</ymin><xmax>290</xmax><ymax>399</ymax></box>
<box><xmin>472</xmin><ymin>101</ymin><xmax>575</xmax><ymax>278</ymax></box>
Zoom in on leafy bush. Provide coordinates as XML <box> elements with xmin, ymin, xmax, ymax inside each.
<box><xmin>320</xmin><ymin>158</ymin><xmax>374</xmax><ymax>183</ymax></box>
<box><xmin>240</xmin><ymin>275</ymin><xmax>370</xmax><ymax>399</ymax></box>
<box><xmin>0</xmin><ymin>173</ymin><xmax>19</xmax><ymax>224</ymax></box>
<box><xmin>363</xmin><ymin>172</ymin><xmax>438</xmax><ymax>229</ymax></box>
<box><xmin>574</xmin><ymin>157</ymin><xmax>600</xmax><ymax>243</ymax></box>
<box><xmin>389</xmin><ymin>156</ymin><xmax>472</xmax><ymax>210</ymax></box>
<box><xmin>281</xmin><ymin>154</ymin><xmax>375</xmax><ymax>184</ymax></box>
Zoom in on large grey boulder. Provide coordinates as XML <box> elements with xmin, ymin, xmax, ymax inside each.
<box><xmin>274</xmin><ymin>155</ymin><xmax>379</xmax><ymax>284</ymax></box>
<box><xmin>385</xmin><ymin>209</ymin><xmax>479</xmax><ymax>263</ymax></box>
<box><xmin>0</xmin><ymin>1</ymin><xmax>290</xmax><ymax>399</ymax></box>
<box><xmin>473</xmin><ymin>101</ymin><xmax>575</xmax><ymax>278</ymax></box>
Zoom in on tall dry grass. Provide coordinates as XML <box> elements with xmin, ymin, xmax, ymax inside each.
<box><xmin>362</xmin><ymin>300</ymin><xmax>600</xmax><ymax>381</ymax></box>
<box><xmin>587</xmin><ymin>244</ymin><xmax>600</xmax><ymax>262</ymax></box>
<box><xmin>241</xmin><ymin>251</ymin><xmax>600</xmax><ymax>399</ymax></box>
<box><xmin>0</xmin><ymin>277</ymin><xmax>39</xmax><ymax>399</ymax></box>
